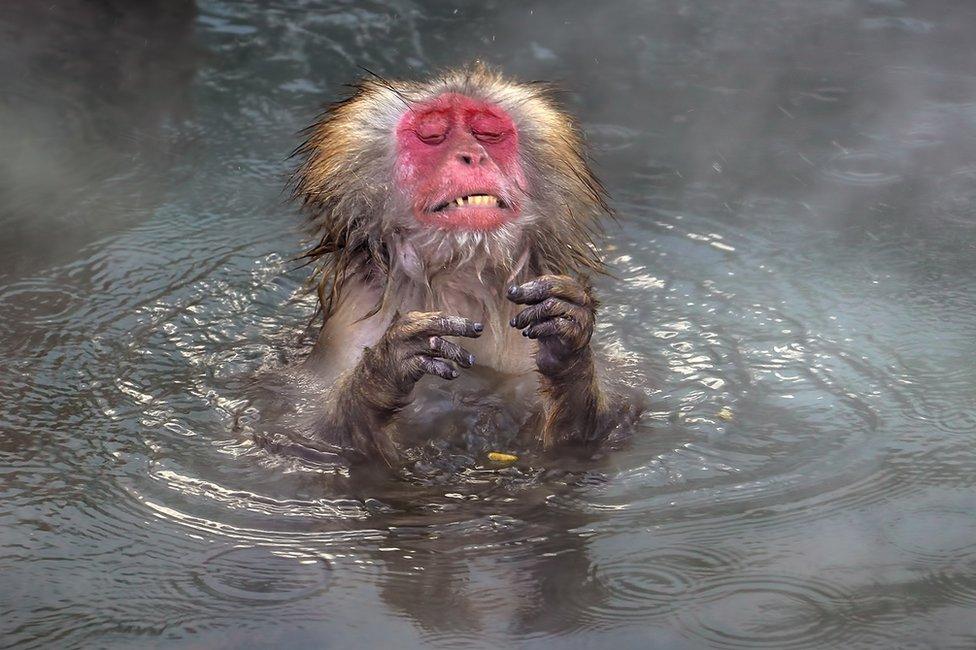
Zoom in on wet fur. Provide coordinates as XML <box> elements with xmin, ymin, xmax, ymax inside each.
<box><xmin>291</xmin><ymin>64</ymin><xmax>610</xmax><ymax>330</ymax></box>
<box><xmin>289</xmin><ymin>64</ymin><xmax>621</xmax><ymax>463</ymax></box>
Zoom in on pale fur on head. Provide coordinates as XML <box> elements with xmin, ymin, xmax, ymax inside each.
<box><xmin>291</xmin><ymin>63</ymin><xmax>609</xmax><ymax>325</ymax></box>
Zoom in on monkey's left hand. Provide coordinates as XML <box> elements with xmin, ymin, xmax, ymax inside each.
<box><xmin>507</xmin><ymin>275</ymin><xmax>596</xmax><ymax>376</ymax></box>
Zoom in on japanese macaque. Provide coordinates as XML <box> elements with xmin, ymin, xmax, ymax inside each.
<box><xmin>290</xmin><ymin>65</ymin><xmax>629</xmax><ymax>467</ymax></box>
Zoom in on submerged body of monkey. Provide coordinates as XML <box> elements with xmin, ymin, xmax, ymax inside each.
<box><xmin>289</xmin><ymin>65</ymin><xmax>634</xmax><ymax>467</ymax></box>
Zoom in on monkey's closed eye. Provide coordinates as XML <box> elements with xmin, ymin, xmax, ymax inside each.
<box><xmin>413</xmin><ymin>110</ymin><xmax>450</xmax><ymax>145</ymax></box>
<box><xmin>473</xmin><ymin>130</ymin><xmax>504</xmax><ymax>144</ymax></box>
<box><xmin>416</xmin><ymin>131</ymin><xmax>447</xmax><ymax>145</ymax></box>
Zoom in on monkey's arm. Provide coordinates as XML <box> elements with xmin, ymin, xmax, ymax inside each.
<box><xmin>508</xmin><ymin>275</ymin><xmax>615</xmax><ymax>448</ymax></box>
<box><xmin>311</xmin><ymin>311</ymin><xmax>482</xmax><ymax>465</ymax></box>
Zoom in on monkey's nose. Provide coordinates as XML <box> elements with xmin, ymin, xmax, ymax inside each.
<box><xmin>457</xmin><ymin>151</ymin><xmax>488</xmax><ymax>166</ymax></box>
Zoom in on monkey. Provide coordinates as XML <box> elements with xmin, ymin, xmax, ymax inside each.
<box><xmin>288</xmin><ymin>64</ymin><xmax>634</xmax><ymax>468</ymax></box>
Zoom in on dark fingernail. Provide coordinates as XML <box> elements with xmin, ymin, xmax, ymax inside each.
<box><xmin>451</xmin><ymin>370</ymin><xmax>459</xmax><ymax>378</ymax></box>
<box><xmin>467</xmin><ymin>354</ymin><xmax>476</xmax><ymax>366</ymax></box>
<box><xmin>509</xmin><ymin>317</ymin><xmax>517</xmax><ymax>327</ymax></box>
<box><xmin>506</xmin><ymin>285</ymin><xmax>518</xmax><ymax>298</ymax></box>
<box><xmin>473</xmin><ymin>322</ymin><xmax>484</xmax><ymax>333</ymax></box>
<box><xmin>521</xmin><ymin>329</ymin><xmax>528</xmax><ymax>337</ymax></box>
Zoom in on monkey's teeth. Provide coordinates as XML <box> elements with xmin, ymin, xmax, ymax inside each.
<box><xmin>462</xmin><ymin>194</ymin><xmax>499</xmax><ymax>207</ymax></box>
<box><xmin>439</xmin><ymin>194</ymin><xmax>500</xmax><ymax>210</ymax></box>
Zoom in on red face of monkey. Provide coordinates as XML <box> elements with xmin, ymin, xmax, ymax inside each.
<box><xmin>395</xmin><ymin>93</ymin><xmax>526</xmax><ymax>231</ymax></box>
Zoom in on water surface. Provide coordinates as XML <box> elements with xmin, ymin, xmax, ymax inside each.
<box><xmin>2</xmin><ymin>1</ymin><xmax>976</xmax><ymax>647</ymax></box>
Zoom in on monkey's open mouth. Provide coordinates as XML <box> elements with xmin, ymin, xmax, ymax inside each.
<box><xmin>430</xmin><ymin>194</ymin><xmax>509</xmax><ymax>212</ymax></box>
<box><xmin>419</xmin><ymin>192</ymin><xmax>517</xmax><ymax>230</ymax></box>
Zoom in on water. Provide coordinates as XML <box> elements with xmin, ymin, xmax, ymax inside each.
<box><xmin>2</xmin><ymin>0</ymin><xmax>975</xmax><ymax>647</ymax></box>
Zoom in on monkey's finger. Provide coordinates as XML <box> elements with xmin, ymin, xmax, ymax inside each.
<box><xmin>522</xmin><ymin>317</ymin><xmax>576</xmax><ymax>340</ymax></box>
<box><xmin>428</xmin><ymin>336</ymin><xmax>475</xmax><ymax>368</ymax></box>
<box><xmin>423</xmin><ymin>315</ymin><xmax>484</xmax><ymax>339</ymax></box>
<box><xmin>417</xmin><ymin>355</ymin><xmax>459</xmax><ymax>380</ymax></box>
<box><xmin>510</xmin><ymin>297</ymin><xmax>576</xmax><ymax>329</ymax></box>
<box><xmin>507</xmin><ymin>275</ymin><xmax>591</xmax><ymax>307</ymax></box>
<box><xmin>398</xmin><ymin>312</ymin><xmax>483</xmax><ymax>340</ymax></box>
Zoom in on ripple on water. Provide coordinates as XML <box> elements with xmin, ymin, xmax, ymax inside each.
<box><xmin>935</xmin><ymin>166</ymin><xmax>976</xmax><ymax>226</ymax></box>
<box><xmin>887</xmin><ymin>365</ymin><xmax>976</xmax><ymax>437</ymax></box>
<box><xmin>572</xmin><ymin>545</ymin><xmax>745</xmax><ymax>628</ymax></box>
<box><xmin>192</xmin><ymin>546</ymin><xmax>331</xmax><ymax>605</ymax></box>
<box><xmin>675</xmin><ymin>574</ymin><xmax>857</xmax><ymax>649</ymax></box>
<box><xmin>884</xmin><ymin>506</ymin><xmax>976</xmax><ymax>565</ymax></box>
<box><xmin>922</xmin><ymin>569</ymin><xmax>976</xmax><ymax>609</ymax></box>
<box><xmin>147</xmin><ymin>463</ymin><xmax>369</xmax><ymax>521</ymax></box>
<box><xmin>0</xmin><ymin>280</ymin><xmax>78</xmax><ymax>320</ymax></box>
<box><xmin>820</xmin><ymin>150</ymin><xmax>904</xmax><ymax>187</ymax></box>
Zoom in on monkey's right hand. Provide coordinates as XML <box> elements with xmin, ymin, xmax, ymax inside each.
<box><xmin>354</xmin><ymin>311</ymin><xmax>483</xmax><ymax>408</ymax></box>
<box><xmin>321</xmin><ymin>311</ymin><xmax>482</xmax><ymax>465</ymax></box>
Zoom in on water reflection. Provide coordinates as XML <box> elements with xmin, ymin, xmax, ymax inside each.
<box><xmin>1</xmin><ymin>0</ymin><xmax>976</xmax><ymax>648</ymax></box>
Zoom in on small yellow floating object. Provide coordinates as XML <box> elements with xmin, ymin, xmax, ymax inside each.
<box><xmin>717</xmin><ymin>407</ymin><xmax>734</xmax><ymax>422</ymax></box>
<box><xmin>488</xmin><ymin>451</ymin><xmax>518</xmax><ymax>464</ymax></box>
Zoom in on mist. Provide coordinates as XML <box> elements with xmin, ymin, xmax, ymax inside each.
<box><xmin>1</xmin><ymin>1</ymin><xmax>974</xmax><ymax>647</ymax></box>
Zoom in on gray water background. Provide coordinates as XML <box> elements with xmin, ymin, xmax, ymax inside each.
<box><xmin>2</xmin><ymin>0</ymin><xmax>976</xmax><ymax>647</ymax></box>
